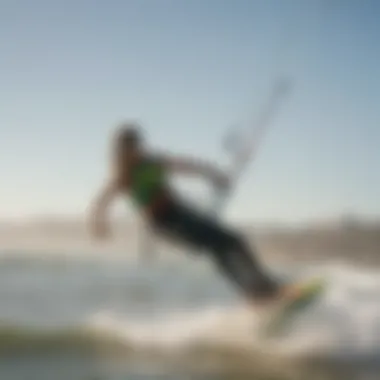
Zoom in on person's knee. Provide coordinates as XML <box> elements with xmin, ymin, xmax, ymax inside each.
<box><xmin>208</xmin><ymin>224</ymin><xmax>250</xmax><ymax>258</ymax></box>
<box><xmin>227</xmin><ymin>231</ymin><xmax>247</xmax><ymax>252</ymax></box>
<box><xmin>212</xmin><ymin>233</ymin><xmax>246</xmax><ymax>265</ymax></box>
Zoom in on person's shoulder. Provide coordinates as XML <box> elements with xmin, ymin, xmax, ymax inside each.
<box><xmin>142</xmin><ymin>151</ymin><xmax>168</xmax><ymax>166</ymax></box>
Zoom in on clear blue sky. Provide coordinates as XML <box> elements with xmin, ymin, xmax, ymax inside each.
<box><xmin>1</xmin><ymin>0</ymin><xmax>379</xmax><ymax>223</ymax></box>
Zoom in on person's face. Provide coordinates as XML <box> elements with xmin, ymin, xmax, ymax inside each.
<box><xmin>120</xmin><ymin>138</ymin><xmax>141</xmax><ymax>163</ymax></box>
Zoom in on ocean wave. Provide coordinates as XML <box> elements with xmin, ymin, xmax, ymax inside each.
<box><xmin>86</xmin><ymin>264</ymin><xmax>380</xmax><ymax>364</ymax></box>
<box><xmin>1</xmin><ymin>260</ymin><xmax>380</xmax><ymax>371</ymax></box>
<box><xmin>0</xmin><ymin>323</ymin><xmax>325</xmax><ymax>378</ymax></box>
<box><xmin>0</xmin><ymin>325</ymin><xmax>118</xmax><ymax>354</ymax></box>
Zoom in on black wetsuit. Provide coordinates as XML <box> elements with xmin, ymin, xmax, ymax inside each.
<box><xmin>150</xmin><ymin>198</ymin><xmax>279</xmax><ymax>299</ymax></box>
<box><xmin>130</xmin><ymin>156</ymin><xmax>279</xmax><ymax>300</ymax></box>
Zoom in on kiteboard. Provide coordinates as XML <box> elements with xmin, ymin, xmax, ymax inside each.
<box><xmin>260</xmin><ymin>276</ymin><xmax>326</xmax><ymax>338</ymax></box>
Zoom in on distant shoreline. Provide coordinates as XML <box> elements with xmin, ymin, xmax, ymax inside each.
<box><xmin>0</xmin><ymin>217</ymin><xmax>379</xmax><ymax>266</ymax></box>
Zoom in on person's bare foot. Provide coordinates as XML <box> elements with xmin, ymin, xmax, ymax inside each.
<box><xmin>246</xmin><ymin>291</ymin><xmax>281</xmax><ymax>309</ymax></box>
<box><xmin>281</xmin><ymin>283</ymin><xmax>302</xmax><ymax>300</ymax></box>
<box><xmin>247</xmin><ymin>283</ymin><xmax>301</xmax><ymax>309</ymax></box>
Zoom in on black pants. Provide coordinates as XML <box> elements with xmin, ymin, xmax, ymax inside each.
<box><xmin>151</xmin><ymin>200</ymin><xmax>279</xmax><ymax>299</ymax></box>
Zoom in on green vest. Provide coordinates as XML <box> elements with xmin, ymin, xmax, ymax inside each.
<box><xmin>129</xmin><ymin>158</ymin><xmax>167</xmax><ymax>207</ymax></box>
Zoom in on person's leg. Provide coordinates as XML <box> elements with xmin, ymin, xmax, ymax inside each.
<box><xmin>209</xmin><ymin>232</ymin><xmax>280</xmax><ymax>301</ymax></box>
<box><xmin>152</xmin><ymin>201</ymin><xmax>280</xmax><ymax>301</ymax></box>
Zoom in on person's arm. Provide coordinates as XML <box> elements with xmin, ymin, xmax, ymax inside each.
<box><xmin>160</xmin><ymin>154</ymin><xmax>230</xmax><ymax>187</ymax></box>
<box><xmin>88</xmin><ymin>177</ymin><xmax>121</xmax><ymax>240</ymax></box>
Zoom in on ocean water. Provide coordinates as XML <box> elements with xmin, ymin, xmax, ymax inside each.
<box><xmin>0</xmin><ymin>249</ymin><xmax>380</xmax><ymax>380</ymax></box>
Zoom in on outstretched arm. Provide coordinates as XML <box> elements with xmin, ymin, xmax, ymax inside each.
<box><xmin>89</xmin><ymin>177</ymin><xmax>120</xmax><ymax>240</ymax></box>
<box><xmin>160</xmin><ymin>155</ymin><xmax>230</xmax><ymax>187</ymax></box>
